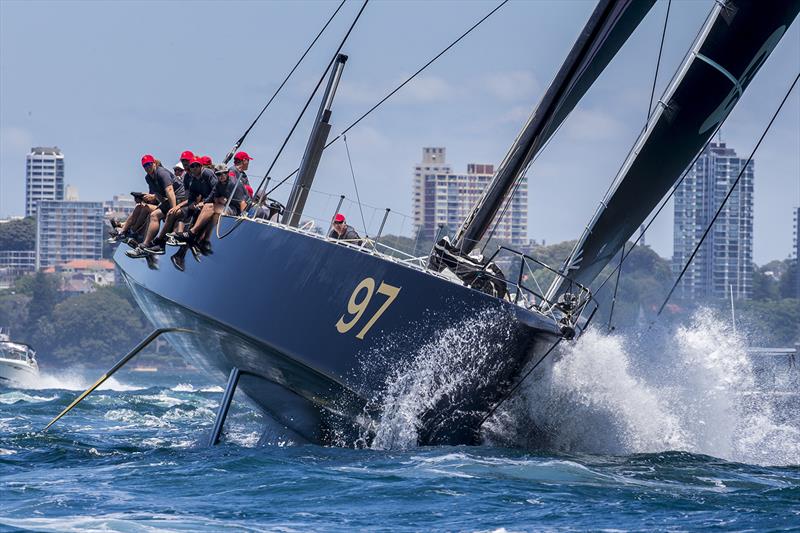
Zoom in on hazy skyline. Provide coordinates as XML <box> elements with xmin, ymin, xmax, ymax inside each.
<box><xmin>1</xmin><ymin>0</ymin><xmax>798</xmax><ymax>264</ymax></box>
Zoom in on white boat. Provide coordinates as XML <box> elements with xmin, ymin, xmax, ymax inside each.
<box><xmin>0</xmin><ymin>328</ymin><xmax>39</xmax><ymax>385</ymax></box>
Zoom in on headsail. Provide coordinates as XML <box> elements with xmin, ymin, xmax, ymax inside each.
<box><xmin>451</xmin><ymin>0</ymin><xmax>655</xmax><ymax>254</ymax></box>
<box><xmin>546</xmin><ymin>0</ymin><xmax>800</xmax><ymax>302</ymax></box>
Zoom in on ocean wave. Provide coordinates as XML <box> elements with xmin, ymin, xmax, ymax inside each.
<box><xmin>0</xmin><ymin>391</ymin><xmax>58</xmax><ymax>404</ymax></box>
<box><xmin>14</xmin><ymin>371</ymin><xmax>142</xmax><ymax>392</ymax></box>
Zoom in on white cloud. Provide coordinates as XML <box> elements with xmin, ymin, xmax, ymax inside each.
<box><xmin>562</xmin><ymin>107</ymin><xmax>626</xmax><ymax>142</ymax></box>
<box><xmin>483</xmin><ymin>71</ymin><xmax>540</xmax><ymax>101</ymax></box>
<box><xmin>339</xmin><ymin>75</ymin><xmax>454</xmax><ymax>106</ymax></box>
<box><xmin>498</xmin><ymin>105</ymin><xmax>532</xmax><ymax>125</ymax></box>
<box><xmin>0</xmin><ymin>126</ymin><xmax>33</xmax><ymax>154</ymax></box>
<box><xmin>398</xmin><ymin>75</ymin><xmax>453</xmax><ymax>103</ymax></box>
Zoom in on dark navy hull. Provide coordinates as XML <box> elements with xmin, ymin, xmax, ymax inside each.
<box><xmin>115</xmin><ymin>217</ymin><xmax>560</xmax><ymax>445</ymax></box>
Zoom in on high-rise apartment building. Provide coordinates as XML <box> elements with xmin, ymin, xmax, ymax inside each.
<box><xmin>103</xmin><ymin>195</ymin><xmax>137</xmax><ymax>219</ymax></box>
<box><xmin>413</xmin><ymin>147</ymin><xmax>527</xmax><ymax>246</ymax></box>
<box><xmin>25</xmin><ymin>146</ymin><xmax>65</xmax><ymax>217</ymax></box>
<box><xmin>35</xmin><ymin>200</ymin><xmax>104</xmax><ymax>270</ymax></box>
<box><xmin>673</xmin><ymin>142</ymin><xmax>754</xmax><ymax>300</ymax></box>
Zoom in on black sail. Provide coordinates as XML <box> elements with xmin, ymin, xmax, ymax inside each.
<box><xmin>452</xmin><ymin>0</ymin><xmax>655</xmax><ymax>253</ymax></box>
<box><xmin>546</xmin><ymin>0</ymin><xmax>800</xmax><ymax>301</ymax></box>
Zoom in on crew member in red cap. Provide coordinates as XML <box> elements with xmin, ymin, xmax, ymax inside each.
<box><xmin>328</xmin><ymin>213</ymin><xmax>361</xmax><ymax>244</ymax></box>
<box><xmin>229</xmin><ymin>151</ymin><xmax>254</xmax><ymax>202</ymax></box>
<box><xmin>110</xmin><ymin>154</ymin><xmax>162</xmax><ymax>245</ymax></box>
<box><xmin>126</xmin><ymin>155</ymin><xmax>187</xmax><ymax>259</ymax></box>
<box><xmin>144</xmin><ymin>157</ymin><xmax>218</xmax><ymax>255</ymax></box>
<box><xmin>170</xmin><ymin>164</ymin><xmax>243</xmax><ymax>260</ymax></box>
<box><xmin>178</xmin><ymin>150</ymin><xmax>195</xmax><ymax>189</ymax></box>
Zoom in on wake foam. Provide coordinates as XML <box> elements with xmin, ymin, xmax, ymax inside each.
<box><xmin>366</xmin><ymin>307</ymin><xmax>515</xmax><ymax>450</ymax></box>
<box><xmin>368</xmin><ymin>304</ymin><xmax>798</xmax><ymax>465</ymax></box>
<box><xmin>484</xmin><ymin>309</ymin><xmax>800</xmax><ymax>465</ymax></box>
<box><xmin>13</xmin><ymin>371</ymin><xmax>141</xmax><ymax>392</ymax></box>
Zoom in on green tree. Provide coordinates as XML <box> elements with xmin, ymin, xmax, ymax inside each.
<box><xmin>23</xmin><ymin>271</ymin><xmax>60</xmax><ymax>341</ymax></box>
<box><xmin>778</xmin><ymin>260</ymin><xmax>798</xmax><ymax>299</ymax></box>
<box><xmin>33</xmin><ymin>286</ymin><xmax>149</xmax><ymax>367</ymax></box>
<box><xmin>752</xmin><ymin>262</ymin><xmax>779</xmax><ymax>300</ymax></box>
<box><xmin>0</xmin><ymin>217</ymin><xmax>36</xmax><ymax>250</ymax></box>
<box><xmin>0</xmin><ymin>293</ymin><xmax>30</xmax><ymax>334</ymax></box>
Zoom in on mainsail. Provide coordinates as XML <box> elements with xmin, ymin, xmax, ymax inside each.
<box><xmin>546</xmin><ymin>0</ymin><xmax>800</xmax><ymax>302</ymax></box>
<box><xmin>451</xmin><ymin>0</ymin><xmax>655</xmax><ymax>253</ymax></box>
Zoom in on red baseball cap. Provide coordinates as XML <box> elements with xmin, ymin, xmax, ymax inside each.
<box><xmin>234</xmin><ymin>151</ymin><xmax>253</xmax><ymax>161</ymax></box>
<box><xmin>188</xmin><ymin>157</ymin><xmax>202</xmax><ymax>167</ymax></box>
<box><xmin>333</xmin><ymin>213</ymin><xmax>346</xmax><ymax>223</ymax></box>
<box><xmin>141</xmin><ymin>154</ymin><xmax>155</xmax><ymax>166</ymax></box>
<box><xmin>180</xmin><ymin>150</ymin><xmax>194</xmax><ymax>161</ymax></box>
<box><xmin>199</xmin><ymin>155</ymin><xmax>212</xmax><ymax>166</ymax></box>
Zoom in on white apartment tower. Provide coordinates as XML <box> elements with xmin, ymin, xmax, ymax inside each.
<box><xmin>25</xmin><ymin>146</ymin><xmax>65</xmax><ymax>217</ymax></box>
<box><xmin>673</xmin><ymin>142</ymin><xmax>754</xmax><ymax>300</ymax></box>
<box><xmin>413</xmin><ymin>147</ymin><xmax>527</xmax><ymax>246</ymax></box>
<box><xmin>35</xmin><ymin>200</ymin><xmax>104</xmax><ymax>270</ymax></box>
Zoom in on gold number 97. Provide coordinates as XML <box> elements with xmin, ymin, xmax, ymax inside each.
<box><xmin>335</xmin><ymin>277</ymin><xmax>400</xmax><ymax>340</ymax></box>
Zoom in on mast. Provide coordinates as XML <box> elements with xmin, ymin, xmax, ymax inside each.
<box><xmin>283</xmin><ymin>53</ymin><xmax>348</xmax><ymax>227</ymax></box>
<box><xmin>451</xmin><ymin>0</ymin><xmax>654</xmax><ymax>253</ymax></box>
<box><xmin>545</xmin><ymin>0</ymin><xmax>800</xmax><ymax>303</ymax></box>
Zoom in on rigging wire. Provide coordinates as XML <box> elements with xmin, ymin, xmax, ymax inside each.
<box><xmin>217</xmin><ymin>0</ymin><xmax>369</xmax><ymax>238</ymax></box>
<box><xmin>607</xmin><ymin>0</ymin><xmax>671</xmax><ymax>332</ymax></box>
<box><xmin>342</xmin><ymin>134</ymin><xmax>369</xmax><ymax>238</ymax></box>
<box><xmin>263</xmin><ymin>0</ymin><xmax>510</xmax><ymax>198</ymax></box>
<box><xmin>646</xmin><ymin>0</ymin><xmax>671</xmax><ymax>121</ymax></box>
<box><xmin>654</xmin><ymin>71</ymin><xmax>800</xmax><ymax>320</ymax></box>
<box><xmin>251</xmin><ymin>0</ymin><xmax>370</xmax><ymax>209</ymax></box>
<box><xmin>221</xmin><ymin>0</ymin><xmax>346</xmax><ymax>165</ymax></box>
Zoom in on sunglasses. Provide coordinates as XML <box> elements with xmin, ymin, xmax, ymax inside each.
<box><xmin>333</xmin><ymin>221</ymin><xmax>344</xmax><ymax>225</ymax></box>
<box><xmin>143</xmin><ymin>162</ymin><xmax>154</xmax><ymax>168</ymax></box>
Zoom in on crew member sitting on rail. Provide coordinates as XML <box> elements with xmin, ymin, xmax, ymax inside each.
<box><xmin>229</xmin><ymin>151</ymin><xmax>254</xmax><ymax>200</ymax></box>
<box><xmin>173</xmin><ymin>161</ymin><xmax>185</xmax><ymax>182</ymax></box>
<box><xmin>126</xmin><ymin>154</ymin><xmax>187</xmax><ymax>259</ymax></box>
<box><xmin>328</xmin><ymin>213</ymin><xmax>361</xmax><ymax>245</ymax></box>
<box><xmin>170</xmin><ymin>164</ymin><xmax>244</xmax><ymax>251</ymax></box>
<box><xmin>109</xmin><ymin>154</ymin><xmax>170</xmax><ymax>247</ymax></box>
<box><xmin>143</xmin><ymin>157</ymin><xmax>217</xmax><ymax>255</ymax></box>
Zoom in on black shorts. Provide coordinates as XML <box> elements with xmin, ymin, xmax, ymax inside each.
<box><xmin>179</xmin><ymin>203</ymin><xmax>199</xmax><ymax>220</ymax></box>
<box><xmin>159</xmin><ymin>197</ymin><xmax>187</xmax><ymax>216</ymax></box>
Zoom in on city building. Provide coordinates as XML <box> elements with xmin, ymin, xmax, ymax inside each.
<box><xmin>65</xmin><ymin>184</ymin><xmax>79</xmax><ymax>201</ymax></box>
<box><xmin>0</xmin><ymin>250</ymin><xmax>36</xmax><ymax>290</ymax></box>
<box><xmin>25</xmin><ymin>146</ymin><xmax>65</xmax><ymax>217</ymax></box>
<box><xmin>35</xmin><ymin>200</ymin><xmax>104</xmax><ymax>270</ymax></box>
<box><xmin>103</xmin><ymin>194</ymin><xmax>137</xmax><ymax>219</ymax></box>
<box><xmin>413</xmin><ymin>147</ymin><xmax>528</xmax><ymax>246</ymax></box>
<box><xmin>42</xmin><ymin>258</ymin><xmax>115</xmax><ymax>293</ymax></box>
<box><xmin>673</xmin><ymin>142</ymin><xmax>754</xmax><ymax>300</ymax></box>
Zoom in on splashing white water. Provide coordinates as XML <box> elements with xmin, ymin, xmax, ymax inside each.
<box><xmin>13</xmin><ymin>370</ymin><xmax>141</xmax><ymax>392</ymax></box>
<box><xmin>371</xmin><ymin>306</ymin><xmax>798</xmax><ymax>465</ymax></box>
<box><xmin>369</xmin><ymin>308</ymin><xmax>515</xmax><ymax>450</ymax></box>
<box><xmin>485</xmin><ymin>309</ymin><xmax>800</xmax><ymax>465</ymax></box>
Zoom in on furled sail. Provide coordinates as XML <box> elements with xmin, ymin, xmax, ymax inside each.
<box><xmin>546</xmin><ymin>0</ymin><xmax>800</xmax><ymax>302</ymax></box>
<box><xmin>451</xmin><ymin>0</ymin><xmax>655</xmax><ymax>254</ymax></box>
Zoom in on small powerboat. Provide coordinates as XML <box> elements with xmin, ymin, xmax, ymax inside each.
<box><xmin>0</xmin><ymin>328</ymin><xmax>39</xmax><ymax>385</ymax></box>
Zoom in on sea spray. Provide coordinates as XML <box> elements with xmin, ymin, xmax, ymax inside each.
<box><xmin>484</xmin><ymin>309</ymin><xmax>800</xmax><ymax>465</ymax></box>
<box><xmin>366</xmin><ymin>307</ymin><xmax>518</xmax><ymax>450</ymax></box>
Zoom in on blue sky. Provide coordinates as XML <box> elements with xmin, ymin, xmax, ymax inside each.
<box><xmin>1</xmin><ymin>0</ymin><xmax>798</xmax><ymax>264</ymax></box>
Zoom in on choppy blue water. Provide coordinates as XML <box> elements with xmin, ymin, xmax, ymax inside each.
<box><xmin>2</xmin><ymin>314</ymin><xmax>799</xmax><ymax>531</ymax></box>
